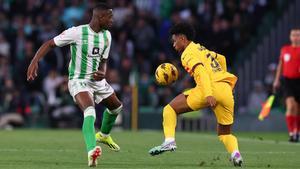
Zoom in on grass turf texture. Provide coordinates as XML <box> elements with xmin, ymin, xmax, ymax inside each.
<box><xmin>0</xmin><ymin>130</ymin><xmax>299</xmax><ymax>169</ymax></box>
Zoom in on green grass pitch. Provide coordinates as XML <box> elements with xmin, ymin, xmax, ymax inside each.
<box><xmin>0</xmin><ymin>130</ymin><xmax>299</xmax><ymax>169</ymax></box>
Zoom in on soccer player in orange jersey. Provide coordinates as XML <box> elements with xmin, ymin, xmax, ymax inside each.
<box><xmin>149</xmin><ymin>23</ymin><xmax>243</xmax><ymax>167</ymax></box>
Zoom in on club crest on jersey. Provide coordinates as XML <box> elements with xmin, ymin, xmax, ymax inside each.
<box><xmin>283</xmin><ymin>53</ymin><xmax>291</xmax><ymax>62</ymax></box>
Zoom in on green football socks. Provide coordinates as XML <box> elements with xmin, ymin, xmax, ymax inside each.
<box><xmin>82</xmin><ymin>107</ymin><xmax>96</xmax><ymax>152</ymax></box>
<box><xmin>100</xmin><ymin>109</ymin><xmax>118</xmax><ymax>134</ymax></box>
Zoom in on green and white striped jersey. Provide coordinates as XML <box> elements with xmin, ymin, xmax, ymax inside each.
<box><xmin>54</xmin><ymin>24</ymin><xmax>111</xmax><ymax>80</ymax></box>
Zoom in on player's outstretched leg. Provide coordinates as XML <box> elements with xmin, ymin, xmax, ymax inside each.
<box><xmin>219</xmin><ymin>134</ymin><xmax>243</xmax><ymax>166</ymax></box>
<box><xmin>96</xmin><ymin>107</ymin><xmax>122</xmax><ymax>151</ymax></box>
<box><xmin>95</xmin><ymin>131</ymin><xmax>120</xmax><ymax>151</ymax></box>
<box><xmin>82</xmin><ymin>106</ymin><xmax>101</xmax><ymax>167</ymax></box>
<box><xmin>149</xmin><ymin>139</ymin><xmax>177</xmax><ymax>156</ymax></box>
<box><xmin>149</xmin><ymin>94</ymin><xmax>192</xmax><ymax>156</ymax></box>
<box><xmin>230</xmin><ymin>150</ymin><xmax>243</xmax><ymax>167</ymax></box>
<box><xmin>149</xmin><ymin>104</ymin><xmax>178</xmax><ymax>156</ymax></box>
<box><xmin>88</xmin><ymin>146</ymin><xmax>102</xmax><ymax>167</ymax></box>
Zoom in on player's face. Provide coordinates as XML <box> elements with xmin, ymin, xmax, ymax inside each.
<box><xmin>99</xmin><ymin>10</ymin><xmax>113</xmax><ymax>29</ymax></box>
<box><xmin>290</xmin><ymin>30</ymin><xmax>300</xmax><ymax>45</ymax></box>
<box><xmin>172</xmin><ymin>34</ymin><xmax>185</xmax><ymax>52</ymax></box>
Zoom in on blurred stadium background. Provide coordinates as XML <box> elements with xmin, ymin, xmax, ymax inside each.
<box><xmin>1</xmin><ymin>0</ymin><xmax>300</xmax><ymax>169</ymax></box>
<box><xmin>0</xmin><ymin>0</ymin><xmax>299</xmax><ymax>132</ymax></box>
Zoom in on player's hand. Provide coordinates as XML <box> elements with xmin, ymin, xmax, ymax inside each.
<box><xmin>27</xmin><ymin>61</ymin><xmax>39</xmax><ymax>81</ymax></box>
<box><xmin>93</xmin><ymin>71</ymin><xmax>105</xmax><ymax>81</ymax></box>
<box><xmin>272</xmin><ymin>80</ymin><xmax>280</xmax><ymax>93</ymax></box>
<box><xmin>206</xmin><ymin>96</ymin><xmax>217</xmax><ymax>107</ymax></box>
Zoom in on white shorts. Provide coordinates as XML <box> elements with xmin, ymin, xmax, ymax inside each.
<box><xmin>68</xmin><ymin>79</ymin><xmax>114</xmax><ymax>104</ymax></box>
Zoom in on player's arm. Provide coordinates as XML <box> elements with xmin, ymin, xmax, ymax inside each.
<box><xmin>182</xmin><ymin>53</ymin><xmax>214</xmax><ymax>98</ymax></box>
<box><xmin>93</xmin><ymin>30</ymin><xmax>111</xmax><ymax>81</ymax></box>
<box><xmin>185</xmin><ymin>51</ymin><xmax>216</xmax><ymax>107</ymax></box>
<box><xmin>27</xmin><ymin>39</ymin><xmax>57</xmax><ymax>81</ymax></box>
<box><xmin>27</xmin><ymin>27</ymin><xmax>76</xmax><ymax>81</ymax></box>
<box><xmin>192</xmin><ymin>63</ymin><xmax>216</xmax><ymax>107</ymax></box>
<box><xmin>93</xmin><ymin>59</ymin><xmax>107</xmax><ymax>81</ymax></box>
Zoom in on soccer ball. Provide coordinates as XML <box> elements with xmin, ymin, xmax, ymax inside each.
<box><xmin>155</xmin><ymin>63</ymin><xmax>178</xmax><ymax>85</ymax></box>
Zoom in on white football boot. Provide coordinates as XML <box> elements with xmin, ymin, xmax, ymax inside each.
<box><xmin>88</xmin><ymin>146</ymin><xmax>102</xmax><ymax>167</ymax></box>
<box><xmin>230</xmin><ymin>151</ymin><xmax>243</xmax><ymax>167</ymax></box>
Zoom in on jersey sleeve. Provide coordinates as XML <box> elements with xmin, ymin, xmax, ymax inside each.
<box><xmin>181</xmin><ymin>52</ymin><xmax>202</xmax><ymax>75</ymax></box>
<box><xmin>182</xmin><ymin>52</ymin><xmax>213</xmax><ymax>97</ymax></box>
<box><xmin>53</xmin><ymin>27</ymin><xmax>77</xmax><ymax>47</ymax></box>
<box><xmin>102</xmin><ymin>31</ymin><xmax>112</xmax><ymax>59</ymax></box>
<box><xmin>193</xmin><ymin>64</ymin><xmax>213</xmax><ymax>97</ymax></box>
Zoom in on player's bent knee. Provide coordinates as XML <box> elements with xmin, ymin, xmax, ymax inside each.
<box><xmin>84</xmin><ymin>106</ymin><xmax>96</xmax><ymax>119</ymax></box>
<box><xmin>217</xmin><ymin>124</ymin><xmax>232</xmax><ymax>135</ymax></box>
<box><xmin>109</xmin><ymin>105</ymin><xmax>123</xmax><ymax>115</ymax></box>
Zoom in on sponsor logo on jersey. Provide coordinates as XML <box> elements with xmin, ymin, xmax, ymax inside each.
<box><xmin>88</xmin><ymin>47</ymin><xmax>102</xmax><ymax>58</ymax></box>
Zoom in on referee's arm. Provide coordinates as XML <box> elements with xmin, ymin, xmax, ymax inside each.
<box><xmin>273</xmin><ymin>59</ymin><xmax>282</xmax><ymax>93</ymax></box>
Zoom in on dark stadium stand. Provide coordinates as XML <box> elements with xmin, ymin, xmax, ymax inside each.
<box><xmin>0</xmin><ymin>0</ymin><xmax>295</xmax><ymax>130</ymax></box>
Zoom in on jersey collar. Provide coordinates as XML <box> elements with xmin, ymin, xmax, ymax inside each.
<box><xmin>182</xmin><ymin>41</ymin><xmax>196</xmax><ymax>55</ymax></box>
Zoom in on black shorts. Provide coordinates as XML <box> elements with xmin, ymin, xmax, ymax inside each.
<box><xmin>283</xmin><ymin>77</ymin><xmax>300</xmax><ymax>103</ymax></box>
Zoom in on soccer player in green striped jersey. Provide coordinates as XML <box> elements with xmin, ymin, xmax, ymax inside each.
<box><xmin>27</xmin><ymin>3</ymin><xmax>122</xmax><ymax>167</ymax></box>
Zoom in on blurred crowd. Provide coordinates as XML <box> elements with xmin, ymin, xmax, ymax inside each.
<box><xmin>245</xmin><ymin>63</ymin><xmax>277</xmax><ymax>115</ymax></box>
<box><xmin>0</xmin><ymin>0</ymin><xmax>280</xmax><ymax>129</ymax></box>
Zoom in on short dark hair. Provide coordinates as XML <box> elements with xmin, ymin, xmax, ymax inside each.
<box><xmin>291</xmin><ymin>28</ymin><xmax>300</xmax><ymax>31</ymax></box>
<box><xmin>93</xmin><ymin>2</ymin><xmax>111</xmax><ymax>11</ymax></box>
<box><xmin>170</xmin><ymin>22</ymin><xmax>195</xmax><ymax>41</ymax></box>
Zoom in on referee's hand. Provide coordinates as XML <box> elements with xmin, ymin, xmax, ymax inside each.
<box><xmin>272</xmin><ymin>80</ymin><xmax>280</xmax><ymax>94</ymax></box>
